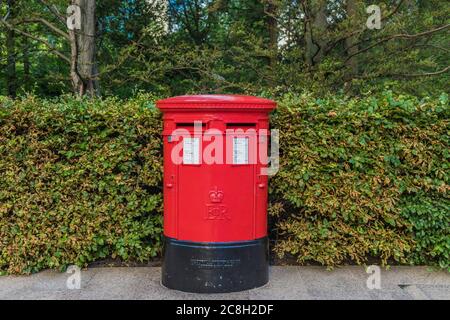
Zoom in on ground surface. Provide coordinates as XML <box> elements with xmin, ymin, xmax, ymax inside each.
<box><xmin>0</xmin><ymin>266</ymin><xmax>449</xmax><ymax>300</ymax></box>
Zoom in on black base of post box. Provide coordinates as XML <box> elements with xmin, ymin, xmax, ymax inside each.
<box><xmin>162</xmin><ymin>236</ymin><xmax>269</xmax><ymax>293</ymax></box>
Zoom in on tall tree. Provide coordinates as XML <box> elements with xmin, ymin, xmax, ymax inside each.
<box><xmin>344</xmin><ymin>0</ymin><xmax>358</xmax><ymax>77</ymax></box>
<box><xmin>265</xmin><ymin>0</ymin><xmax>279</xmax><ymax>71</ymax></box>
<box><xmin>303</xmin><ymin>0</ymin><xmax>328</xmax><ymax>67</ymax></box>
<box><xmin>6</xmin><ymin>0</ymin><xmax>17</xmax><ymax>97</ymax></box>
<box><xmin>21</xmin><ymin>31</ymin><xmax>31</xmax><ymax>91</ymax></box>
<box><xmin>71</xmin><ymin>0</ymin><xmax>99</xmax><ymax>96</ymax></box>
<box><xmin>1</xmin><ymin>0</ymin><xmax>99</xmax><ymax>96</ymax></box>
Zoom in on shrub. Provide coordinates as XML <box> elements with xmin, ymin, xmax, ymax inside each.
<box><xmin>0</xmin><ymin>94</ymin><xmax>163</xmax><ymax>274</ymax></box>
<box><xmin>270</xmin><ymin>92</ymin><xmax>449</xmax><ymax>269</ymax></box>
<box><xmin>400</xmin><ymin>196</ymin><xmax>449</xmax><ymax>269</ymax></box>
<box><xmin>0</xmin><ymin>91</ymin><xmax>448</xmax><ymax>274</ymax></box>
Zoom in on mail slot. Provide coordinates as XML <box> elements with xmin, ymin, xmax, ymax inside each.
<box><xmin>156</xmin><ymin>95</ymin><xmax>276</xmax><ymax>293</ymax></box>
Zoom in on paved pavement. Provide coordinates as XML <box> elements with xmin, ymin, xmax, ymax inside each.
<box><xmin>0</xmin><ymin>266</ymin><xmax>448</xmax><ymax>300</ymax></box>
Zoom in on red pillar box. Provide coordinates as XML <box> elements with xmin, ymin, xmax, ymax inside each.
<box><xmin>157</xmin><ymin>95</ymin><xmax>276</xmax><ymax>293</ymax></box>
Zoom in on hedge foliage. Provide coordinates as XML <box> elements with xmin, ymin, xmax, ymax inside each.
<box><xmin>0</xmin><ymin>92</ymin><xmax>448</xmax><ymax>274</ymax></box>
<box><xmin>270</xmin><ymin>91</ymin><xmax>449</xmax><ymax>270</ymax></box>
<box><xmin>0</xmin><ymin>94</ymin><xmax>163</xmax><ymax>274</ymax></box>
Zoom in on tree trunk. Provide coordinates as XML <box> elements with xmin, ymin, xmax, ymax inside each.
<box><xmin>6</xmin><ymin>0</ymin><xmax>17</xmax><ymax>98</ymax></box>
<box><xmin>345</xmin><ymin>0</ymin><xmax>359</xmax><ymax>77</ymax></box>
<box><xmin>69</xmin><ymin>27</ymin><xmax>84</xmax><ymax>96</ymax></box>
<box><xmin>267</xmin><ymin>0</ymin><xmax>278</xmax><ymax>70</ymax></box>
<box><xmin>304</xmin><ymin>0</ymin><xmax>327</xmax><ymax>67</ymax></box>
<box><xmin>22</xmin><ymin>33</ymin><xmax>31</xmax><ymax>91</ymax></box>
<box><xmin>71</xmin><ymin>0</ymin><xmax>99</xmax><ymax>96</ymax></box>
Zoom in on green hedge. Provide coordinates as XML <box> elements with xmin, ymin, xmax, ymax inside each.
<box><xmin>0</xmin><ymin>92</ymin><xmax>448</xmax><ymax>274</ymax></box>
<box><xmin>0</xmin><ymin>94</ymin><xmax>163</xmax><ymax>274</ymax></box>
<box><xmin>270</xmin><ymin>92</ymin><xmax>449</xmax><ymax>270</ymax></box>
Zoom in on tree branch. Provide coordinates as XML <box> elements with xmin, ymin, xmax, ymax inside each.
<box><xmin>382</xmin><ymin>0</ymin><xmax>405</xmax><ymax>22</ymax></box>
<box><xmin>325</xmin><ymin>0</ymin><xmax>406</xmax><ymax>55</ymax></box>
<box><xmin>389</xmin><ymin>65</ymin><xmax>450</xmax><ymax>78</ymax></box>
<box><xmin>352</xmin><ymin>65</ymin><xmax>449</xmax><ymax>80</ymax></box>
<box><xmin>0</xmin><ymin>19</ymin><xmax>70</xmax><ymax>63</ymax></box>
<box><xmin>19</xmin><ymin>17</ymin><xmax>69</xmax><ymax>40</ymax></box>
<box><xmin>344</xmin><ymin>24</ymin><xmax>450</xmax><ymax>64</ymax></box>
<box><xmin>37</xmin><ymin>0</ymin><xmax>66</xmax><ymax>25</ymax></box>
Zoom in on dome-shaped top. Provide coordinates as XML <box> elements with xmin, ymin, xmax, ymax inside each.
<box><xmin>156</xmin><ymin>94</ymin><xmax>276</xmax><ymax>111</ymax></box>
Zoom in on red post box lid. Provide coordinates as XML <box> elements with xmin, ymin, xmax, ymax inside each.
<box><xmin>156</xmin><ymin>94</ymin><xmax>276</xmax><ymax>111</ymax></box>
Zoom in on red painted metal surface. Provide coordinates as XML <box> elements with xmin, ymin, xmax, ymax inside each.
<box><xmin>157</xmin><ymin>95</ymin><xmax>276</xmax><ymax>242</ymax></box>
<box><xmin>157</xmin><ymin>94</ymin><xmax>276</xmax><ymax>110</ymax></box>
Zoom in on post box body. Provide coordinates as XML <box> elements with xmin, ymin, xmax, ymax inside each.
<box><xmin>157</xmin><ymin>95</ymin><xmax>276</xmax><ymax>293</ymax></box>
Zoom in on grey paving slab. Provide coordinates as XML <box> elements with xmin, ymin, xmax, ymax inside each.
<box><xmin>248</xmin><ymin>266</ymin><xmax>310</xmax><ymax>299</ymax></box>
<box><xmin>0</xmin><ymin>266</ymin><xmax>448</xmax><ymax>300</ymax></box>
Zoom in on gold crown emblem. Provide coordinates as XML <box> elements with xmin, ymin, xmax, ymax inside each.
<box><xmin>209</xmin><ymin>187</ymin><xmax>224</xmax><ymax>203</ymax></box>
